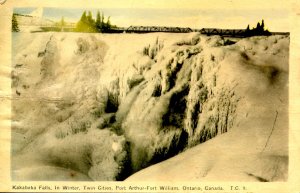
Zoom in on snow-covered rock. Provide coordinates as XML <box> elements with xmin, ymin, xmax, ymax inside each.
<box><xmin>11</xmin><ymin>32</ymin><xmax>289</xmax><ymax>181</ymax></box>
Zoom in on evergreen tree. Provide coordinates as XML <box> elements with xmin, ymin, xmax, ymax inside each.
<box><xmin>12</xmin><ymin>14</ymin><xmax>19</xmax><ymax>32</ymax></box>
<box><xmin>87</xmin><ymin>11</ymin><xmax>97</xmax><ymax>32</ymax></box>
<box><xmin>76</xmin><ymin>10</ymin><xmax>97</xmax><ymax>32</ymax></box>
<box><xmin>256</xmin><ymin>22</ymin><xmax>261</xmax><ymax>31</ymax></box>
<box><xmin>261</xmin><ymin>19</ymin><xmax>265</xmax><ymax>31</ymax></box>
<box><xmin>95</xmin><ymin>10</ymin><xmax>102</xmax><ymax>32</ymax></box>
<box><xmin>75</xmin><ymin>10</ymin><xmax>116</xmax><ymax>33</ymax></box>
<box><xmin>101</xmin><ymin>12</ymin><xmax>104</xmax><ymax>24</ymax></box>
<box><xmin>87</xmin><ymin>11</ymin><xmax>94</xmax><ymax>25</ymax></box>
<box><xmin>246</xmin><ymin>24</ymin><xmax>250</xmax><ymax>31</ymax></box>
<box><xmin>106</xmin><ymin>16</ymin><xmax>111</xmax><ymax>31</ymax></box>
<box><xmin>262</xmin><ymin>20</ymin><xmax>271</xmax><ymax>36</ymax></box>
<box><xmin>81</xmin><ymin>11</ymin><xmax>87</xmax><ymax>23</ymax></box>
<box><xmin>245</xmin><ymin>19</ymin><xmax>271</xmax><ymax>37</ymax></box>
<box><xmin>245</xmin><ymin>24</ymin><xmax>251</xmax><ymax>36</ymax></box>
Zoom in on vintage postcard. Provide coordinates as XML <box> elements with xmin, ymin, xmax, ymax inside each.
<box><xmin>0</xmin><ymin>0</ymin><xmax>300</xmax><ymax>192</ymax></box>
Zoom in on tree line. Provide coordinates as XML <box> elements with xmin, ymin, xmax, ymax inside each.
<box><xmin>12</xmin><ymin>14</ymin><xmax>20</xmax><ymax>32</ymax></box>
<box><xmin>75</xmin><ymin>10</ymin><xmax>116</xmax><ymax>33</ymax></box>
<box><xmin>245</xmin><ymin>19</ymin><xmax>271</xmax><ymax>36</ymax></box>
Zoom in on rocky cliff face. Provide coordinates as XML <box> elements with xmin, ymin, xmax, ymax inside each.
<box><xmin>11</xmin><ymin>32</ymin><xmax>289</xmax><ymax>181</ymax></box>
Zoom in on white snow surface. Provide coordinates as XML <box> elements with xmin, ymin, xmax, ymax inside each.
<box><xmin>11</xmin><ymin>32</ymin><xmax>289</xmax><ymax>181</ymax></box>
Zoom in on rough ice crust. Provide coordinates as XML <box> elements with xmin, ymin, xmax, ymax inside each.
<box><xmin>11</xmin><ymin>32</ymin><xmax>289</xmax><ymax>181</ymax></box>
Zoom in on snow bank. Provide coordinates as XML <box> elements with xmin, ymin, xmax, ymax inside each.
<box><xmin>126</xmin><ymin>35</ymin><xmax>289</xmax><ymax>181</ymax></box>
<box><xmin>11</xmin><ymin>32</ymin><xmax>289</xmax><ymax>181</ymax></box>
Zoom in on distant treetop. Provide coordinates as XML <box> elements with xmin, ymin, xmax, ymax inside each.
<box><xmin>75</xmin><ymin>10</ymin><xmax>116</xmax><ymax>33</ymax></box>
<box><xmin>245</xmin><ymin>19</ymin><xmax>271</xmax><ymax>37</ymax></box>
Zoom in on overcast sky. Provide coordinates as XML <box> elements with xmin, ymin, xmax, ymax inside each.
<box><xmin>14</xmin><ymin>1</ymin><xmax>290</xmax><ymax>32</ymax></box>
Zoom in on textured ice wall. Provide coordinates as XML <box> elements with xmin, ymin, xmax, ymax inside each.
<box><xmin>11</xmin><ymin>32</ymin><xmax>289</xmax><ymax>180</ymax></box>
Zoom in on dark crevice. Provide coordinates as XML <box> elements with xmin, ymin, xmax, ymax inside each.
<box><xmin>127</xmin><ymin>76</ymin><xmax>145</xmax><ymax>90</ymax></box>
<box><xmin>191</xmin><ymin>101</ymin><xmax>201</xmax><ymax>131</ymax></box>
<box><xmin>115</xmin><ymin>141</ymin><xmax>133</xmax><ymax>181</ymax></box>
<box><xmin>149</xmin><ymin>129</ymin><xmax>188</xmax><ymax>166</ymax></box>
<box><xmin>199</xmin><ymin>116</ymin><xmax>220</xmax><ymax>143</ymax></box>
<box><xmin>241</xmin><ymin>52</ymin><xmax>250</xmax><ymax>60</ymax></box>
<box><xmin>162</xmin><ymin>85</ymin><xmax>189</xmax><ymax>128</ymax></box>
<box><xmin>199</xmin><ymin>126</ymin><xmax>213</xmax><ymax>143</ymax></box>
<box><xmin>96</xmin><ymin>113</ymin><xmax>116</xmax><ymax>130</ymax></box>
<box><xmin>223</xmin><ymin>39</ymin><xmax>236</xmax><ymax>46</ymax></box>
<box><xmin>105</xmin><ymin>93</ymin><xmax>119</xmax><ymax>113</ymax></box>
<box><xmin>245</xmin><ymin>172</ymin><xmax>269</xmax><ymax>182</ymax></box>
<box><xmin>167</xmin><ymin>61</ymin><xmax>184</xmax><ymax>92</ymax></box>
<box><xmin>152</xmin><ymin>84</ymin><xmax>162</xmax><ymax>97</ymax></box>
<box><xmin>262</xmin><ymin>66</ymin><xmax>280</xmax><ymax>84</ymax></box>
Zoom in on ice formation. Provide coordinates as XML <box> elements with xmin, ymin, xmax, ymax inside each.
<box><xmin>11</xmin><ymin>32</ymin><xmax>289</xmax><ymax>181</ymax></box>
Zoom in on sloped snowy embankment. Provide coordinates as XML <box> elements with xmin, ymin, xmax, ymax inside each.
<box><xmin>11</xmin><ymin>32</ymin><xmax>289</xmax><ymax>181</ymax></box>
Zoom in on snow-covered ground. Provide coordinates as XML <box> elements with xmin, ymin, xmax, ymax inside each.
<box><xmin>11</xmin><ymin>32</ymin><xmax>289</xmax><ymax>181</ymax></box>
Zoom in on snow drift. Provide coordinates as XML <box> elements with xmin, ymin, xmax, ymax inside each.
<box><xmin>11</xmin><ymin>32</ymin><xmax>289</xmax><ymax>181</ymax></box>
